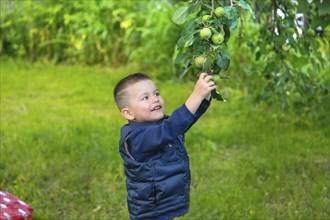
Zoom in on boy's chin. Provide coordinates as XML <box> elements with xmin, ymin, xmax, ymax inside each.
<box><xmin>152</xmin><ymin>113</ymin><xmax>165</xmax><ymax>121</ymax></box>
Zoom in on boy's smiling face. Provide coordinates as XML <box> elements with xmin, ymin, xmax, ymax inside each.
<box><xmin>121</xmin><ymin>79</ymin><xmax>165</xmax><ymax>122</ymax></box>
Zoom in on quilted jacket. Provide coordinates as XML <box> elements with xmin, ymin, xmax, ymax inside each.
<box><xmin>119</xmin><ymin>99</ymin><xmax>210</xmax><ymax>220</ymax></box>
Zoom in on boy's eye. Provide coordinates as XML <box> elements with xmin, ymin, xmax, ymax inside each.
<box><xmin>142</xmin><ymin>96</ymin><xmax>149</xmax><ymax>101</ymax></box>
<box><xmin>154</xmin><ymin>91</ymin><xmax>160</xmax><ymax>96</ymax></box>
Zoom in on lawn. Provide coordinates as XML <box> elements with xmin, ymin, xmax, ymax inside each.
<box><xmin>1</xmin><ymin>60</ymin><xmax>329</xmax><ymax>219</ymax></box>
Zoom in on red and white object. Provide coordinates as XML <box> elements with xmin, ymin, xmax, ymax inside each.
<box><xmin>0</xmin><ymin>191</ymin><xmax>33</xmax><ymax>220</ymax></box>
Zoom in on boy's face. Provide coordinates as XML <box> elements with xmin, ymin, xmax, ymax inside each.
<box><xmin>122</xmin><ymin>79</ymin><xmax>165</xmax><ymax>122</ymax></box>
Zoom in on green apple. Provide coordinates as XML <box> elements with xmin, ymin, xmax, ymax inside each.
<box><xmin>214</xmin><ymin>7</ymin><xmax>225</xmax><ymax>17</ymax></box>
<box><xmin>213</xmin><ymin>75</ymin><xmax>221</xmax><ymax>84</ymax></box>
<box><xmin>194</xmin><ymin>56</ymin><xmax>205</xmax><ymax>68</ymax></box>
<box><xmin>266</xmin><ymin>44</ymin><xmax>273</xmax><ymax>51</ymax></box>
<box><xmin>306</xmin><ymin>28</ymin><xmax>314</xmax><ymax>37</ymax></box>
<box><xmin>202</xmin><ymin>15</ymin><xmax>211</xmax><ymax>22</ymax></box>
<box><xmin>268</xmin><ymin>52</ymin><xmax>276</xmax><ymax>60</ymax></box>
<box><xmin>199</xmin><ymin>27</ymin><xmax>212</xmax><ymax>39</ymax></box>
<box><xmin>287</xmin><ymin>27</ymin><xmax>295</xmax><ymax>35</ymax></box>
<box><xmin>211</xmin><ymin>33</ymin><xmax>224</xmax><ymax>44</ymax></box>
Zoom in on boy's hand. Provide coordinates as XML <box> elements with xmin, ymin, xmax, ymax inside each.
<box><xmin>193</xmin><ymin>73</ymin><xmax>217</xmax><ymax>100</ymax></box>
<box><xmin>185</xmin><ymin>73</ymin><xmax>217</xmax><ymax>114</ymax></box>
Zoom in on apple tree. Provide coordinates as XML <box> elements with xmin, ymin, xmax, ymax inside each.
<box><xmin>172</xmin><ymin>0</ymin><xmax>329</xmax><ymax>106</ymax></box>
<box><xmin>245</xmin><ymin>0</ymin><xmax>329</xmax><ymax>105</ymax></box>
<box><xmin>172</xmin><ymin>0</ymin><xmax>255</xmax><ymax>101</ymax></box>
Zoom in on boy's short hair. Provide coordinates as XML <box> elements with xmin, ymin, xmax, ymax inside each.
<box><xmin>114</xmin><ymin>73</ymin><xmax>151</xmax><ymax>110</ymax></box>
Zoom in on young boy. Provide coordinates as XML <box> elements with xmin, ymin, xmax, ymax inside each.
<box><xmin>114</xmin><ymin>72</ymin><xmax>216</xmax><ymax>220</ymax></box>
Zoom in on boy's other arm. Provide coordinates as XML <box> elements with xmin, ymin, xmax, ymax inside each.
<box><xmin>185</xmin><ymin>73</ymin><xmax>216</xmax><ymax>115</ymax></box>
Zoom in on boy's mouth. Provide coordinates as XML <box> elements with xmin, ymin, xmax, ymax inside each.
<box><xmin>151</xmin><ymin>105</ymin><xmax>162</xmax><ymax>111</ymax></box>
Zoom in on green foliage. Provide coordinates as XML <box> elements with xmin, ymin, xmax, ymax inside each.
<box><xmin>126</xmin><ymin>2</ymin><xmax>181</xmax><ymax>79</ymax></box>
<box><xmin>172</xmin><ymin>0</ymin><xmax>255</xmax><ymax>101</ymax></box>
<box><xmin>1</xmin><ymin>61</ymin><xmax>329</xmax><ymax>219</ymax></box>
<box><xmin>172</xmin><ymin>0</ymin><xmax>329</xmax><ymax>105</ymax></box>
<box><xmin>243</xmin><ymin>0</ymin><xmax>330</xmax><ymax>106</ymax></box>
<box><xmin>0</xmin><ymin>0</ymin><xmax>329</xmax><ymax>107</ymax></box>
<box><xmin>0</xmin><ymin>0</ymin><xmax>179</xmax><ymax>76</ymax></box>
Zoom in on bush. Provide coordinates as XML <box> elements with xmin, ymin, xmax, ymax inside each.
<box><xmin>0</xmin><ymin>0</ymin><xmax>180</xmax><ymax>78</ymax></box>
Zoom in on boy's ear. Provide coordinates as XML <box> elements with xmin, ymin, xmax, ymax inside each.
<box><xmin>121</xmin><ymin>107</ymin><xmax>134</xmax><ymax>121</ymax></box>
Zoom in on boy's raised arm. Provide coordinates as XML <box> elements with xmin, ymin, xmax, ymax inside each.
<box><xmin>185</xmin><ymin>73</ymin><xmax>216</xmax><ymax>115</ymax></box>
<box><xmin>124</xmin><ymin>73</ymin><xmax>216</xmax><ymax>161</ymax></box>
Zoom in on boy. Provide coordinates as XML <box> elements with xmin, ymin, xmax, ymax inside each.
<box><xmin>114</xmin><ymin>72</ymin><xmax>216</xmax><ymax>220</ymax></box>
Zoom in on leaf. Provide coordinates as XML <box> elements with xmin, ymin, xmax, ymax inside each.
<box><xmin>223</xmin><ymin>24</ymin><xmax>231</xmax><ymax>43</ymax></box>
<box><xmin>181</xmin><ymin>19</ymin><xmax>196</xmax><ymax>35</ymax></box>
<box><xmin>202</xmin><ymin>56</ymin><xmax>213</xmax><ymax>72</ymax></box>
<box><xmin>297</xmin><ymin>0</ymin><xmax>309</xmax><ymax>12</ymax></box>
<box><xmin>216</xmin><ymin>52</ymin><xmax>230</xmax><ymax>70</ymax></box>
<box><xmin>174</xmin><ymin>53</ymin><xmax>191</xmax><ymax>64</ymax></box>
<box><xmin>178</xmin><ymin>65</ymin><xmax>191</xmax><ymax>79</ymax></box>
<box><xmin>274</xmin><ymin>35</ymin><xmax>286</xmax><ymax>47</ymax></box>
<box><xmin>211</xmin><ymin>90</ymin><xmax>226</xmax><ymax>102</ymax></box>
<box><xmin>255</xmin><ymin>50</ymin><xmax>261</xmax><ymax>61</ymax></box>
<box><xmin>224</xmin><ymin>6</ymin><xmax>239</xmax><ymax>20</ymax></box>
<box><xmin>177</xmin><ymin>31</ymin><xmax>195</xmax><ymax>49</ymax></box>
<box><xmin>188</xmin><ymin>0</ymin><xmax>202</xmax><ymax>13</ymax></box>
<box><xmin>264</xmin><ymin>61</ymin><xmax>276</xmax><ymax>73</ymax></box>
<box><xmin>39</xmin><ymin>39</ymin><xmax>71</xmax><ymax>48</ymax></box>
<box><xmin>172</xmin><ymin>6</ymin><xmax>189</xmax><ymax>25</ymax></box>
<box><xmin>184</xmin><ymin>34</ymin><xmax>195</xmax><ymax>47</ymax></box>
<box><xmin>229</xmin><ymin>19</ymin><xmax>238</xmax><ymax>33</ymax></box>
<box><xmin>316</xmin><ymin>1</ymin><xmax>330</xmax><ymax>16</ymax></box>
<box><xmin>295</xmin><ymin>56</ymin><xmax>309</xmax><ymax>69</ymax></box>
<box><xmin>238</xmin><ymin>0</ymin><xmax>255</xmax><ymax>19</ymax></box>
<box><xmin>219</xmin><ymin>73</ymin><xmax>230</xmax><ymax>80</ymax></box>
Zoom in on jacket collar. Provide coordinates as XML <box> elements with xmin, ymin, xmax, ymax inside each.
<box><xmin>128</xmin><ymin>115</ymin><xmax>168</xmax><ymax>128</ymax></box>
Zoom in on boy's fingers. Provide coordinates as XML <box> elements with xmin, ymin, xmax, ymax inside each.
<box><xmin>199</xmin><ymin>72</ymin><xmax>208</xmax><ymax>79</ymax></box>
<box><xmin>208</xmin><ymin>81</ymin><xmax>217</xmax><ymax>89</ymax></box>
<box><xmin>209</xmin><ymin>80</ymin><xmax>216</xmax><ymax>86</ymax></box>
<box><xmin>204</xmin><ymin>75</ymin><xmax>213</xmax><ymax>82</ymax></box>
<box><xmin>211</xmin><ymin>84</ymin><xmax>217</xmax><ymax>90</ymax></box>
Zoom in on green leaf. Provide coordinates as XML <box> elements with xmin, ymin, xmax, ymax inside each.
<box><xmin>211</xmin><ymin>90</ymin><xmax>226</xmax><ymax>102</ymax></box>
<box><xmin>172</xmin><ymin>6</ymin><xmax>189</xmax><ymax>25</ymax></box>
<box><xmin>229</xmin><ymin>19</ymin><xmax>238</xmax><ymax>33</ymax></box>
<box><xmin>39</xmin><ymin>39</ymin><xmax>71</xmax><ymax>48</ymax></box>
<box><xmin>181</xmin><ymin>19</ymin><xmax>196</xmax><ymax>35</ymax></box>
<box><xmin>188</xmin><ymin>0</ymin><xmax>202</xmax><ymax>13</ymax></box>
<box><xmin>177</xmin><ymin>30</ymin><xmax>196</xmax><ymax>49</ymax></box>
<box><xmin>274</xmin><ymin>35</ymin><xmax>286</xmax><ymax>47</ymax></box>
<box><xmin>224</xmin><ymin>6</ymin><xmax>239</xmax><ymax>20</ymax></box>
<box><xmin>185</xmin><ymin>34</ymin><xmax>195</xmax><ymax>47</ymax></box>
<box><xmin>264</xmin><ymin>61</ymin><xmax>276</xmax><ymax>73</ymax></box>
<box><xmin>316</xmin><ymin>1</ymin><xmax>330</xmax><ymax>16</ymax></box>
<box><xmin>296</xmin><ymin>56</ymin><xmax>309</xmax><ymax>69</ymax></box>
<box><xmin>297</xmin><ymin>0</ymin><xmax>309</xmax><ymax>12</ymax></box>
<box><xmin>202</xmin><ymin>56</ymin><xmax>213</xmax><ymax>72</ymax></box>
<box><xmin>223</xmin><ymin>24</ymin><xmax>231</xmax><ymax>43</ymax></box>
<box><xmin>178</xmin><ymin>65</ymin><xmax>191</xmax><ymax>79</ymax></box>
<box><xmin>174</xmin><ymin>53</ymin><xmax>192</xmax><ymax>64</ymax></box>
<box><xmin>177</xmin><ymin>36</ymin><xmax>186</xmax><ymax>49</ymax></box>
<box><xmin>219</xmin><ymin>73</ymin><xmax>230</xmax><ymax>80</ymax></box>
<box><xmin>216</xmin><ymin>52</ymin><xmax>230</xmax><ymax>70</ymax></box>
<box><xmin>238</xmin><ymin>0</ymin><xmax>255</xmax><ymax>19</ymax></box>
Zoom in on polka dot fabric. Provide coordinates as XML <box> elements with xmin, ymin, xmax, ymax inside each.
<box><xmin>0</xmin><ymin>191</ymin><xmax>33</xmax><ymax>220</ymax></box>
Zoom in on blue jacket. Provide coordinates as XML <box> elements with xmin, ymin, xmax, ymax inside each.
<box><xmin>119</xmin><ymin>99</ymin><xmax>210</xmax><ymax>220</ymax></box>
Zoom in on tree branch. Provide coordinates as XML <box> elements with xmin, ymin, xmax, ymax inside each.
<box><xmin>211</xmin><ymin>0</ymin><xmax>215</xmax><ymax>16</ymax></box>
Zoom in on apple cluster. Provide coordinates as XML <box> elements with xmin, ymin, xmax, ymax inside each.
<box><xmin>194</xmin><ymin>6</ymin><xmax>226</xmax><ymax>69</ymax></box>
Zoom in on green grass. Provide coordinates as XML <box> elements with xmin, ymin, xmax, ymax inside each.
<box><xmin>1</xmin><ymin>60</ymin><xmax>329</xmax><ymax>219</ymax></box>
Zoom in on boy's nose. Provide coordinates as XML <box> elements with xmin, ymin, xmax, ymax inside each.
<box><xmin>153</xmin><ymin>96</ymin><xmax>159</xmax><ymax>103</ymax></box>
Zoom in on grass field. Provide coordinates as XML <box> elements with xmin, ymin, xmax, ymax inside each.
<box><xmin>1</xmin><ymin>60</ymin><xmax>329</xmax><ymax>219</ymax></box>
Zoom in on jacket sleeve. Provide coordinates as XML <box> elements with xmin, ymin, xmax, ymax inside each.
<box><xmin>188</xmin><ymin>98</ymin><xmax>211</xmax><ymax>128</ymax></box>
<box><xmin>128</xmin><ymin>99</ymin><xmax>211</xmax><ymax>161</ymax></box>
